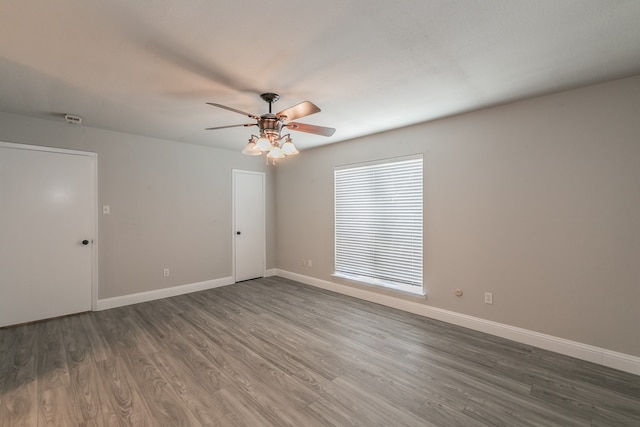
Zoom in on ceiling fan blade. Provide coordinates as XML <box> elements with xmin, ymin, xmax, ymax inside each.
<box><xmin>276</xmin><ymin>101</ymin><xmax>321</xmax><ymax>121</ymax></box>
<box><xmin>205</xmin><ymin>123</ymin><xmax>257</xmax><ymax>130</ymax></box>
<box><xmin>207</xmin><ymin>102</ymin><xmax>260</xmax><ymax>120</ymax></box>
<box><xmin>286</xmin><ymin>122</ymin><xmax>336</xmax><ymax>137</ymax></box>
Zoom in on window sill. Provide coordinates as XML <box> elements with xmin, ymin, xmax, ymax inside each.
<box><xmin>331</xmin><ymin>273</ymin><xmax>426</xmax><ymax>298</ymax></box>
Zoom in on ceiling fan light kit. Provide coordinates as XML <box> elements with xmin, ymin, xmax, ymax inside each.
<box><xmin>206</xmin><ymin>93</ymin><xmax>335</xmax><ymax>164</ymax></box>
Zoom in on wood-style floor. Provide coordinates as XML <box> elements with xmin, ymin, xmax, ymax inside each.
<box><xmin>1</xmin><ymin>277</ymin><xmax>638</xmax><ymax>426</ymax></box>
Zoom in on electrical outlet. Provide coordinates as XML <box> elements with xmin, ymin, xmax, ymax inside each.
<box><xmin>164</xmin><ymin>268</ymin><xmax>170</xmax><ymax>277</ymax></box>
<box><xmin>307</xmin><ymin>259</ymin><xmax>313</xmax><ymax>267</ymax></box>
<box><xmin>484</xmin><ymin>292</ymin><xmax>493</xmax><ymax>304</ymax></box>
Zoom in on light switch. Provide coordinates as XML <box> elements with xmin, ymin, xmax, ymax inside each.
<box><xmin>103</xmin><ymin>205</ymin><xmax>111</xmax><ymax>215</ymax></box>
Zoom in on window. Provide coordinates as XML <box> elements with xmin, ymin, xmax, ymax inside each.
<box><xmin>334</xmin><ymin>155</ymin><xmax>423</xmax><ymax>295</ymax></box>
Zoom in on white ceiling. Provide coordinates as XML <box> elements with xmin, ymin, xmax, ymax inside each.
<box><xmin>1</xmin><ymin>0</ymin><xmax>640</xmax><ymax>152</ymax></box>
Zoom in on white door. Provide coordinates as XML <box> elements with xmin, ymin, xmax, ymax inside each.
<box><xmin>233</xmin><ymin>170</ymin><xmax>265</xmax><ymax>282</ymax></box>
<box><xmin>0</xmin><ymin>143</ymin><xmax>95</xmax><ymax>327</ymax></box>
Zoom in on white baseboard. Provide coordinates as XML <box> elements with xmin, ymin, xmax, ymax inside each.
<box><xmin>96</xmin><ymin>276</ymin><xmax>234</xmax><ymax>311</ymax></box>
<box><xmin>265</xmin><ymin>268</ymin><xmax>277</xmax><ymax>277</ymax></box>
<box><xmin>275</xmin><ymin>269</ymin><xmax>640</xmax><ymax>376</ymax></box>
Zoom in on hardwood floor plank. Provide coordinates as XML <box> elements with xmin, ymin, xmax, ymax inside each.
<box><xmin>124</xmin><ymin>348</ymin><xmax>201</xmax><ymax>426</ymax></box>
<box><xmin>97</xmin><ymin>356</ymin><xmax>155</xmax><ymax>426</ymax></box>
<box><xmin>118</xmin><ymin>314</ymin><xmax>161</xmax><ymax>355</ymax></box>
<box><xmin>141</xmin><ymin>313</ymin><xmax>233</xmax><ymax>392</ymax></box>
<box><xmin>68</xmin><ymin>355</ymin><xmax>121</xmax><ymax>427</ymax></box>
<box><xmin>529</xmin><ymin>384</ymin><xmax>638</xmax><ymax>425</ymax></box>
<box><xmin>38</xmin><ymin>384</ymin><xmax>83</xmax><ymax>426</ymax></box>
<box><xmin>168</xmin><ymin>312</ymin><xmax>329</xmax><ymax>425</ymax></box>
<box><xmin>0</xmin><ymin>325</ymin><xmax>39</xmax><ymax>427</ymax></box>
<box><xmin>590</xmin><ymin>409</ymin><xmax>640</xmax><ymax>427</ymax></box>
<box><xmin>414</xmin><ymin>399</ymin><xmax>488</xmax><ymax>427</ymax></box>
<box><xmin>531</xmin><ymin>372</ymin><xmax>640</xmax><ymax>421</ymax></box>
<box><xmin>60</xmin><ymin>315</ymin><xmax>123</xmax><ymax>426</ymax></box>
<box><xmin>414</xmin><ymin>354</ymin><xmax>590</xmax><ymax>426</ymax></box>
<box><xmin>326</xmin><ymin>375</ymin><xmax>432</xmax><ymax>426</ymax></box>
<box><xmin>604</xmin><ymin>372</ymin><xmax>640</xmax><ymax>400</ymax></box>
<box><xmin>60</xmin><ymin>315</ymin><xmax>102</xmax><ymax>422</ymax></box>
<box><xmin>213</xmin><ymin>385</ymin><xmax>280</xmax><ymax>427</ymax></box>
<box><xmin>96</xmin><ymin>304</ymin><xmax>205</xmax><ymax>426</ymax></box>
<box><xmin>150</xmin><ymin>350</ymin><xmax>229</xmax><ymax>425</ymax></box>
<box><xmin>304</xmin><ymin>397</ymin><xmax>363</xmax><ymax>427</ymax></box>
<box><xmin>219</xmin><ymin>333</ymin><xmax>321</xmax><ymax>409</ymax></box>
<box><xmin>81</xmin><ymin>313</ymin><xmax>114</xmax><ymax>363</ymax></box>
<box><xmin>36</xmin><ymin>320</ymin><xmax>70</xmax><ymax>390</ymax></box>
<box><xmin>462</xmin><ymin>398</ymin><xmax>588</xmax><ymax>427</ymax></box>
<box><xmin>234</xmin><ymin>313</ymin><xmax>346</xmax><ymax>380</ymax></box>
<box><xmin>0</xmin><ymin>323</ymin><xmax>19</xmax><ymax>420</ymax></box>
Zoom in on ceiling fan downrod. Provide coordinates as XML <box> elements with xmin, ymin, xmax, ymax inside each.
<box><xmin>260</xmin><ymin>93</ymin><xmax>280</xmax><ymax>114</ymax></box>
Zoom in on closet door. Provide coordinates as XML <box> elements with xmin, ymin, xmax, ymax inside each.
<box><xmin>0</xmin><ymin>143</ymin><xmax>95</xmax><ymax>326</ymax></box>
<box><xmin>233</xmin><ymin>170</ymin><xmax>265</xmax><ymax>282</ymax></box>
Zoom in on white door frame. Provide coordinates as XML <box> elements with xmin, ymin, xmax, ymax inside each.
<box><xmin>232</xmin><ymin>169</ymin><xmax>266</xmax><ymax>282</ymax></box>
<box><xmin>0</xmin><ymin>141</ymin><xmax>99</xmax><ymax>310</ymax></box>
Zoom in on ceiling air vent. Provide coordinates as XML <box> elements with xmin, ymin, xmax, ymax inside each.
<box><xmin>64</xmin><ymin>114</ymin><xmax>82</xmax><ymax>125</ymax></box>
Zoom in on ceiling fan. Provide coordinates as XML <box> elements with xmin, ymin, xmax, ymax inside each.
<box><xmin>206</xmin><ymin>93</ymin><xmax>335</xmax><ymax>161</ymax></box>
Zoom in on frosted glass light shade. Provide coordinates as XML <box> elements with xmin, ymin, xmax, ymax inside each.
<box><xmin>241</xmin><ymin>141</ymin><xmax>261</xmax><ymax>156</ymax></box>
<box><xmin>266</xmin><ymin>146</ymin><xmax>285</xmax><ymax>159</ymax></box>
<box><xmin>255</xmin><ymin>135</ymin><xmax>271</xmax><ymax>151</ymax></box>
<box><xmin>281</xmin><ymin>139</ymin><xmax>299</xmax><ymax>155</ymax></box>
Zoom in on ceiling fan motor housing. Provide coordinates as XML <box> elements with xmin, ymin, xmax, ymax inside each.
<box><xmin>260</xmin><ymin>113</ymin><xmax>282</xmax><ymax>138</ymax></box>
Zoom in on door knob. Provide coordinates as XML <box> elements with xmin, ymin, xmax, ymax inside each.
<box><xmin>236</xmin><ymin>231</ymin><xmax>241</xmax><ymax>235</ymax></box>
<box><xmin>82</xmin><ymin>240</ymin><xmax>90</xmax><ymax>245</ymax></box>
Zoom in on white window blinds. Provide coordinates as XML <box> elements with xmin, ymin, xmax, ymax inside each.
<box><xmin>334</xmin><ymin>156</ymin><xmax>423</xmax><ymax>294</ymax></box>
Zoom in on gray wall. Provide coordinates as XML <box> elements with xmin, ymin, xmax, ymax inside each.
<box><xmin>275</xmin><ymin>75</ymin><xmax>640</xmax><ymax>357</ymax></box>
<box><xmin>0</xmin><ymin>113</ymin><xmax>275</xmax><ymax>299</ymax></box>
